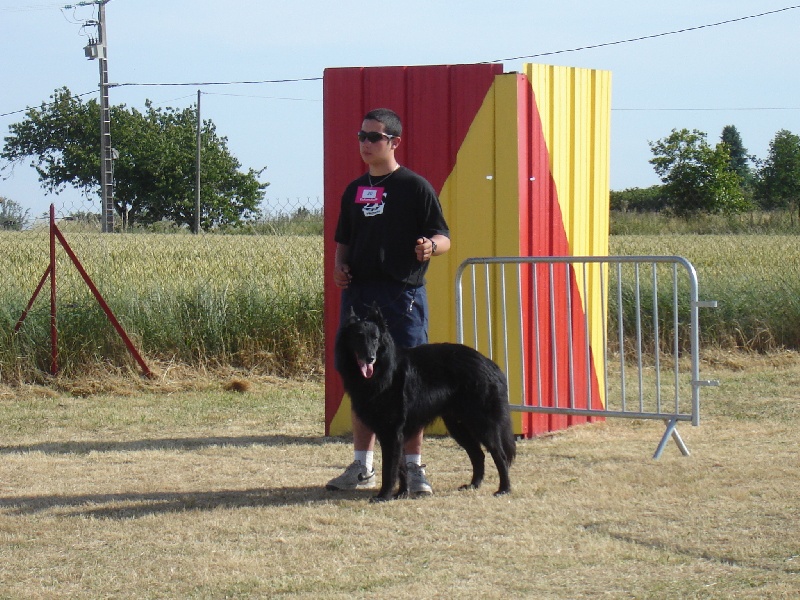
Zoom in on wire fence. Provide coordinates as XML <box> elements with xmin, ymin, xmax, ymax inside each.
<box><xmin>2</xmin><ymin>195</ymin><xmax>799</xmax><ymax>384</ymax></box>
<box><xmin>0</xmin><ymin>197</ymin><xmax>325</xmax><ymax>382</ymax></box>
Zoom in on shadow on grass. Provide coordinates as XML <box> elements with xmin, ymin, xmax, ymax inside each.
<box><xmin>0</xmin><ymin>434</ymin><xmax>336</xmax><ymax>455</ymax></box>
<box><xmin>0</xmin><ymin>485</ymin><xmax>375</xmax><ymax>518</ymax></box>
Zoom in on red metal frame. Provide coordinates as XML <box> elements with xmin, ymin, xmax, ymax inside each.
<box><xmin>14</xmin><ymin>204</ymin><xmax>152</xmax><ymax>378</ymax></box>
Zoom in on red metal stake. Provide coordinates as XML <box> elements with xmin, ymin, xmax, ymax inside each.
<box><xmin>51</xmin><ymin>220</ymin><xmax>153</xmax><ymax>378</ymax></box>
<box><xmin>14</xmin><ymin>265</ymin><xmax>51</xmax><ymax>334</ymax></box>
<box><xmin>50</xmin><ymin>204</ymin><xmax>58</xmax><ymax>375</ymax></box>
<box><xmin>14</xmin><ymin>204</ymin><xmax>153</xmax><ymax>379</ymax></box>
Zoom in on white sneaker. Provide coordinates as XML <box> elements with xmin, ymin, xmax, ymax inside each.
<box><xmin>406</xmin><ymin>463</ymin><xmax>433</xmax><ymax>495</ymax></box>
<box><xmin>325</xmin><ymin>460</ymin><xmax>376</xmax><ymax>490</ymax></box>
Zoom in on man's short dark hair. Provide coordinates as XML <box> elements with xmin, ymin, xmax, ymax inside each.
<box><xmin>364</xmin><ymin>108</ymin><xmax>402</xmax><ymax>137</ymax></box>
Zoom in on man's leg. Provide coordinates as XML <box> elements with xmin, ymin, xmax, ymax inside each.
<box><xmin>404</xmin><ymin>428</ymin><xmax>432</xmax><ymax>495</ymax></box>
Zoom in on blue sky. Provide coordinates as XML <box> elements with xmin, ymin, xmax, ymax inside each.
<box><xmin>2</xmin><ymin>0</ymin><xmax>799</xmax><ymax>217</ymax></box>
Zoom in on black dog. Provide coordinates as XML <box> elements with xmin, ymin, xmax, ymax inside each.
<box><xmin>335</xmin><ymin>305</ymin><xmax>516</xmax><ymax>501</ymax></box>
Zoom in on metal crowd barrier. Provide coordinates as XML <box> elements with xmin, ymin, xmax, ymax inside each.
<box><xmin>454</xmin><ymin>256</ymin><xmax>719</xmax><ymax>458</ymax></box>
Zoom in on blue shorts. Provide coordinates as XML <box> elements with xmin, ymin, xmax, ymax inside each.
<box><xmin>339</xmin><ymin>280</ymin><xmax>428</xmax><ymax>349</ymax></box>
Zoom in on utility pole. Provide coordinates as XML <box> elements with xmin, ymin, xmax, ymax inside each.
<box><xmin>81</xmin><ymin>0</ymin><xmax>114</xmax><ymax>232</ymax></box>
<box><xmin>194</xmin><ymin>90</ymin><xmax>201</xmax><ymax>234</ymax></box>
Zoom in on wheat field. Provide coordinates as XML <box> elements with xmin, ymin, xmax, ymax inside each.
<box><xmin>0</xmin><ymin>231</ymin><xmax>324</xmax><ymax>379</ymax></box>
<box><xmin>2</xmin><ymin>230</ymin><xmax>799</xmax><ymax>382</ymax></box>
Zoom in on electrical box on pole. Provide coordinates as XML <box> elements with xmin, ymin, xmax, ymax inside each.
<box><xmin>82</xmin><ymin>1</ymin><xmax>114</xmax><ymax>233</ymax></box>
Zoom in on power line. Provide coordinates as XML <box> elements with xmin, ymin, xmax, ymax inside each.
<box><xmin>0</xmin><ymin>3</ymin><xmax>66</xmax><ymax>11</ymax></box>
<box><xmin>202</xmin><ymin>92</ymin><xmax>321</xmax><ymax>102</ymax></box>
<box><xmin>0</xmin><ymin>90</ymin><xmax>97</xmax><ymax>118</ymax></box>
<box><xmin>79</xmin><ymin>6</ymin><xmax>800</xmax><ymax>89</ymax></box>
<box><xmin>0</xmin><ymin>0</ymin><xmax>101</xmax><ymax>9</ymax></box>
<box><xmin>110</xmin><ymin>77</ymin><xmax>322</xmax><ymax>88</ymax></box>
<box><xmin>2</xmin><ymin>5</ymin><xmax>799</xmax><ymax>117</ymax></box>
<box><xmin>487</xmin><ymin>5</ymin><xmax>800</xmax><ymax>63</ymax></box>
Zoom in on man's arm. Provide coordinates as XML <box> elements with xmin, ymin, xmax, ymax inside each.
<box><xmin>333</xmin><ymin>243</ymin><xmax>352</xmax><ymax>288</ymax></box>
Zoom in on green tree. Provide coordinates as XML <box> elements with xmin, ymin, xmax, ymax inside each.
<box><xmin>0</xmin><ymin>196</ymin><xmax>29</xmax><ymax>230</ymax></box>
<box><xmin>649</xmin><ymin>128</ymin><xmax>749</xmax><ymax>216</ymax></box>
<box><xmin>720</xmin><ymin>125</ymin><xmax>751</xmax><ymax>181</ymax></box>
<box><xmin>1</xmin><ymin>88</ymin><xmax>268</xmax><ymax>230</ymax></box>
<box><xmin>610</xmin><ymin>185</ymin><xmax>668</xmax><ymax>212</ymax></box>
<box><xmin>755</xmin><ymin>129</ymin><xmax>800</xmax><ymax>219</ymax></box>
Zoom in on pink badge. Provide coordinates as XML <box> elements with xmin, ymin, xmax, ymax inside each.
<box><xmin>356</xmin><ymin>186</ymin><xmax>384</xmax><ymax>204</ymax></box>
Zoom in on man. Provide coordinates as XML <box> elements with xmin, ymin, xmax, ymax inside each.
<box><xmin>326</xmin><ymin>107</ymin><xmax>451</xmax><ymax>495</ymax></box>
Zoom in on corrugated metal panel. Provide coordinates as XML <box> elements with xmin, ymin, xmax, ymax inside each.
<box><xmin>322</xmin><ymin>63</ymin><xmax>611</xmax><ymax>438</ymax></box>
<box><xmin>522</xmin><ymin>64</ymin><xmax>612</xmax><ymax>432</ymax></box>
<box><xmin>322</xmin><ymin>64</ymin><xmax>502</xmax><ymax>435</ymax></box>
<box><xmin>523</xmin><ymin>64</ymin><xmax>611</xmax><ymax>257</ymax></box>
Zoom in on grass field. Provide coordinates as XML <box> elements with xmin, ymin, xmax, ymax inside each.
<box><xmin>0</xmin><ymin>352</ymin><xmax>797</xmax><ymax>599</ymax></box>
<box><xmin>2</xmin><ymin>228</ymin><xmax>800</xmax><ymax>383</ymax></box>
<box><xmin>1</xmin><ymin>220</ymin><xmax>798</xmax><ymax>596</ymax></box>
<box><xmin>610</xmin><ymin>234</ymin><xmax>800</xmax><ymax>350</ymax></box>
<box><xmin>0</xmin><ymin>231</ymin><xmax>324</xmax><ymax>379</ymax></box>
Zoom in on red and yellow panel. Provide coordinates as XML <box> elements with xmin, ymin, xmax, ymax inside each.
<box><xmin>323</xmin><ymin>64</ymin><xmax>611</xmax><ymax>437</ymax></box>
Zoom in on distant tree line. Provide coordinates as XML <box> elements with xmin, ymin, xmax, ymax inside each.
<box><xmin>613</xmin><ymin>125</ymin><xmax>800</xmax><ymax>219</ymax></box>
<box><xmin>0</xmin><ymin>88</ymin><xmax>268</xmax><ymax>231</ymax></box>
<box><xmin>4</xmin><ymin>89</ymin><xmax>799</xmax><ymax>228</ymax></box>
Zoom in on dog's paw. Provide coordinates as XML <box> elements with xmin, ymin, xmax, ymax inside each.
<box><xmin>493</xmin><ymin>488</ymin><xmax>511</xmax><ymax>497</ymax></box>
<box><xmin>369</xmin><ymin>495</ymin><xmax>392</xmax><ymax>503</ymax></box>
<box><xmin>458</xmin><ymin>483</ymin><xmax>480</xmax><ymax>491</ymax></box>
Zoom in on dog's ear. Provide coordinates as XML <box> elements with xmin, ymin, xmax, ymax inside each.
<box><xmin>367</xmin><ymin>302</ymin><xmax>387</xmax><ymax>329</ymax></box>
<box><xmin>345</xmin><ymin>306</ymin><xmax>360</xmax><ymax>325</ymax></box>
<box><xmin>367</xmin><ymin>302</ymin><xmax>380</xmax><ymax>320</ymax></box>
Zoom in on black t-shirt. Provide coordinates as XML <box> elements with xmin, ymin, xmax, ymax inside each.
<box><xmin>335</xmin><ymin>166</ymin><xmax>450</xmax><ymax>286</ymax></box>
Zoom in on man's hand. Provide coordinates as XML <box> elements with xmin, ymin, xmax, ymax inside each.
<box><xmin>415</xmin><ymin>237</ymin><xmax>435</xmax><ymax>262</ymax></box>
<box><xmin>334</xmin><ymin>263</ymin><xmax>352</xmax><ymax>288</ymax></box>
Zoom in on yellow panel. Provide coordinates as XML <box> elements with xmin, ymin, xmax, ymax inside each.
<box><xmin>427</xmin><ymin>74</ymin><xmax>528</xmax><ymax>434</ymax></box>
<box><xmin>493</xmin><ymin>74</ymin><xmax>527</xmax><ymax>434</ymax></box>
<box><xmin>427</xmin><ymin>81</ymin><xmax>500</xmax><ymax>345</ymax></box>
<box><xmin>329</xmin><ymin>394</ymin><xmax>352</xmax><ymax>436</ymax></box>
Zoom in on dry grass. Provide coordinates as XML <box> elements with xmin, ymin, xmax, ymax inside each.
<box><xmin>0</xmin><ymin>353</ymin><xmax>798</xmax><ymax>599</ymax></box>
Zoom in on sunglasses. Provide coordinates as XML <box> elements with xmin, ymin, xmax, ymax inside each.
<box><xmin>357</xmin><ymin>130</ymin><xmax>396</xmax><ymax>143</ymax></box>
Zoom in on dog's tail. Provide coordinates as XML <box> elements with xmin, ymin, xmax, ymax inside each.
<box><xmin>502</xmin><ymin>423</ymin><xmax>517</xmax><ymax>465</ymax></box>
<box><xmin>500</xmin><ymin>381</ymin><xmax>517</xmax><ymax>465</ymax></box>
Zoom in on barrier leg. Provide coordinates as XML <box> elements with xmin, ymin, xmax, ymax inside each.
<box><xmin>653</xmin><ymin>418</ymin><xmax>690</xmax><ymax>459</ymax></box>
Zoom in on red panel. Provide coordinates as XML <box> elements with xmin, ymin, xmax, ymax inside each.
<box><xmin>405</xmin><ymin>66</ymin><xmax>457</xmax><ymax>194</ymax></box>
<box><xmin>323</xmin><ymin>69</ymin><xmax>366</xmax><ymax>434</ymax></box>
<box><xmin>520</xmin><ymin>75</ymin><xmax>604</xmax><ymax>436</ymax></box>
